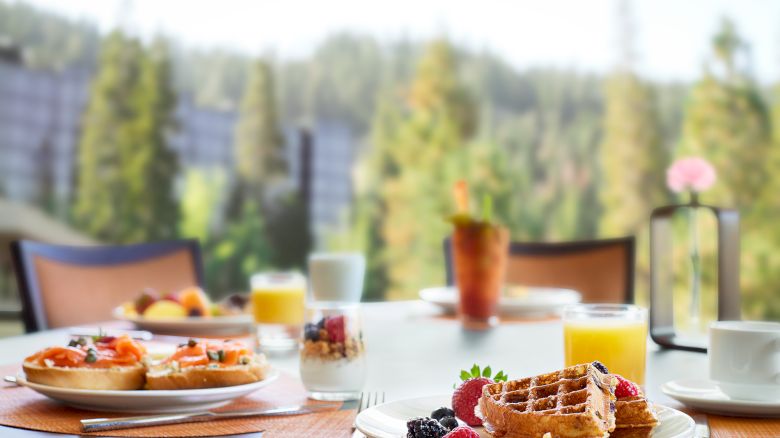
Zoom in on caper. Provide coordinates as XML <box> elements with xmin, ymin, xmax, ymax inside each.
<box><xmin>217</xmin><ymin>350</ymin><xmax>225</xmax><ymax>362</ymax></box>
<box><xmin>207</xmin><ymin>350</ymin><xmax>219</xmax><ymax>361</ymax></box>
<box><xmin>85</xmin><ymin>348</ymin><xmax>97</xmax><ymax>363</ymax></box>
<box><xmin>187</xmin><ymin>339</ymin><xmax>197</xmax><ymax>348</ymax></box>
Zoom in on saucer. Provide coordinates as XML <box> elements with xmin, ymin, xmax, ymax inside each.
<box><xmin>661</xmin><ymin>379</ymin><xmax>780</xmax><ymax>417</ymax></box>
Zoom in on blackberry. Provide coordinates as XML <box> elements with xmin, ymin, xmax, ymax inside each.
<box><xmin>304</xmin><ymin>323</ymin><xmax>320</xmax><ymax>341</ymax></box>
<box><xmin>406</xmin><ymin>417</ymin><xmax>447</xmax><ymax>438</ymax></box>
<box><xmin>430</xmin><ymin>407</ymin><xmax>455</xmax><ymax>421</ymax></box>
<box><xmin>591</xmin><ymin>361</ymin><xmax>609</xmax><ymax>374</ymax></box>
<box><xmin>439</xmin><ymin>416</ymin><xmax>459</xmax><ymax>431</ymax></box>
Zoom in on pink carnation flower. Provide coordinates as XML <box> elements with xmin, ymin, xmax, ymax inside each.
<box><xmin>666</xmin><ymin>157</ymin><xmax>716</xmax><ymax>193</ymax></box>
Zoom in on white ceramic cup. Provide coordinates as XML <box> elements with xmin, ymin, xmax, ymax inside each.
<box><xmin>709</xmin><ymin>320</ymin><xmax>780</xmax><ymax>401</ymax></box>
<box><xmin>308</xmin><ymin>253</ymin><xmax>365</xmax><ymax>302</ymax></box>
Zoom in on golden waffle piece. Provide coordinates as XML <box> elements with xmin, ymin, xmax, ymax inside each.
<box><xmin>610</xmin><ymin>391</ymin><xmax>659</xmax><ymax>438</ymax></box>
<box><xmin>477</xmin><ymin>363</ymin><xmax>617</xmax><ymax>438</ymax></box>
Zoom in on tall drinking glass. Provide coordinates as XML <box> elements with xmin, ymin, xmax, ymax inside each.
<box><xmin>452</xmin><ymin>223</ymin><xmax>509</xmax><ymax>329</ymax></box>
<box><xmin>563</xmin><ymin>304</ymin><xmax>648</xmax><ymax>385</ymax></box>
<box><xmin>251</xmin><ymin>272</ymin><xmax>305</xmax><ymax>352</ymax></box>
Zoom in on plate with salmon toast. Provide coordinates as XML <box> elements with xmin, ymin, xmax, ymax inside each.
<box><xmin>18</xmin><ymin>336</ymin><xmax>278</xmax><ymax>413</ymax></box>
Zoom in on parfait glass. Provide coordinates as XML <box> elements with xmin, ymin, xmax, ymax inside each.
<box><xmin>300</xmin><ymin>302</ymin><xmax>366</xmax><ymax>401</ymax></box>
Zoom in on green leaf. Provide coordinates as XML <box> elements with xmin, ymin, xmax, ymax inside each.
<box><xmin>494</xmin><ymin>371</ymin><xmax>507</xmax><ymax>382</ymax></box>
<box><xmin>460</xmin><ymin>370</ymin><xmax>471</xmax><ymax>381</ymax></box>
<box><xmin>482</xmin><ymin>366</ymin><xmax>492</xmax><ymax>378</ymax></box>
<box><xmin>470</xmin><ymin>364</ymin><xmax>480</xmax><ymax>378</ymax></box>
<box><xmin>482</xmin><ymin>194</ymin><xmax>493</xmax><ymax>223</ymax></box>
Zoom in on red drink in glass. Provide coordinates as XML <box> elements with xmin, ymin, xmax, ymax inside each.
<box><xmin>452</xmin><ymin>223</ymin><xmax>509</xmax><ymax>329</ymax></box>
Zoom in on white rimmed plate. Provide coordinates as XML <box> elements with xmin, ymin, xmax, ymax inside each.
<box><xmin>419</xmin><ymin>286</ymin><xmax>581</xmax><ymax>317</ymax></box>
<box><xmin>355</xmin><ymin>394</ymin><xmax>694</xmax><ymax>438</ymax></box>
<box><xmin>662</xmin><ymin>379</ymin><xmax>780</xmax><ymax>417</ymax></box>
<box><xmin>16</xmin><ymin>369</ymin><xmax>279</xmax><ymax>413</ymax></box>
<box><xmin>113</xmin><ymin>307</ymin><xmax>253</xmax><ymax>336</ymax></box>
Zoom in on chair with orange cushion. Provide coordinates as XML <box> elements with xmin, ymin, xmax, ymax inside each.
<box><xmin>444</xmin><ymin>236</ymin><xmax>635</xmax><ymax>303</ymax></box>
<box><xmin>11</xmin><ymin>239</ymin><xmax>203</xmax><ymax>332</ymax></box>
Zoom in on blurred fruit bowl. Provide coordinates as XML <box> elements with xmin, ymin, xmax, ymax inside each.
<box><xmin>120</xmin><ymin>287</ymin><xmax>250</xmax><ymax>320</ymax></box>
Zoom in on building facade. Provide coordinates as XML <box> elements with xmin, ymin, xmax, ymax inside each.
<box><xmin>0</xmin><ymin>59</ymin><xmax>356</xmax><ymax>243</ymax></box>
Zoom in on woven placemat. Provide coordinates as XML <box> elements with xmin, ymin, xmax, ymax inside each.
<box><xmin>0</xmin><ymin>364</ymin><xmax>352</xmax><ymax>437</ymax></box>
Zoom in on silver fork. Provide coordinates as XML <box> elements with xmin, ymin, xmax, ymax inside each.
<box><xmin>352</xmin><ymin>391</ymin><xmax>386</xmax><ymax>433</ymax></box>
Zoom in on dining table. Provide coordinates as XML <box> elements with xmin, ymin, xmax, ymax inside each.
<box><xmin>0</xmin><ymin>300</ymin><xmax>776</xmax><ymax>437</ymax></box>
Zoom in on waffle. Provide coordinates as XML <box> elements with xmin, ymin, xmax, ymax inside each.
<box><xmin>610</xmin><ymin>392</ymin><xmax>658</xmax><ymax>438</ymax></box>
<box><xmin>477</xmin><ymin>363</ymin><xmax>617</xmax><ymax>438</ymax></box>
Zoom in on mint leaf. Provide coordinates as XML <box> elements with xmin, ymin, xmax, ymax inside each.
<box><xmin>470</xmin><ymin>364</ymin><xmax>480</xmax><ymax>378</ymax></box>
<box><xmin>482</xmin><ymin>366</ymin><xmax>492</xmax><ymax>378</ymax></box>
<box><xmin>494</xmin><ymin>371</ymin><xmax>507</xmax><ymax>382</ymax></box>
<box><xmin>460</xmin><ymin>370</ymin><xmax>471</xmax><ymax>381</ymax></box>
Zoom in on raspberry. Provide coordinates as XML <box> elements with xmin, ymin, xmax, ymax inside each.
<box><xmin>591</xmin><ymin>361</ymin><xmax>609</xmax><ymax>374</ymax></box>
<box><xmin>452</xmin><ymin>377</ymin><xmax>492</xmax><ymax>426</ymax></box>
<box><xmin>325</xmin><ymin>315</ymin><xmax>346</xmax><ymax>343</ymax></box>
<box><xmin>406</xmin><ymin>417</ymin><xmax>447</xmax><ymax>438</ymax></box>
<box><xmin>614</xmin><ymin>374</ymin><xmax>640</xmax><ymax>399</ymax></box>
<box><xmin>443</xmin><ymin>426</ymin><xmax>480</xmax><ymax>438</ymax></box>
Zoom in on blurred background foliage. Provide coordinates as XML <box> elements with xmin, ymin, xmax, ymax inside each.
<box><xmin>0</xmin><ymin>1</ymin><xmax>779</xmax><ymax>320</ymax></box>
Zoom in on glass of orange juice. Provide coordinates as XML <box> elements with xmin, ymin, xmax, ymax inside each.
<box><xmin>251</xmin><ymin>272</ymin><xmax>306</xmax><ymax>352</ymax></box>
<box><xmin>563</xmin><ymin>304</ymin><xmax>648</xmax><ymax>385</ymax></box>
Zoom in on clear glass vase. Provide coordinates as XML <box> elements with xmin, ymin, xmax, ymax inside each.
<box><xmin>649</xmin><ymin>193</ymin><xmax>741</xmax><ymax>352</ymax></box>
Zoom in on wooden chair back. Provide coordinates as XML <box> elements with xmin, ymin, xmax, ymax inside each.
<box><xmin>445</xmin><ymin>237</ymin><xmax>635</xmax><ymax>303</ymax></box>
<box><xmin>11</xmin><ymin>240</ymin><xmax>203</xmax><ymax>332</ymax></box>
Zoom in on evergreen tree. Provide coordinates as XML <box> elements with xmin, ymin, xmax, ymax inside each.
<box><xmin>355</xmin><ymin>39</ymin><xmax>478</xmax><ymax>299</ymax></box>
<box><xmin>205</xmin><ymin>201</ymin><xmax>272</xmax><ymax>296</ymax></box>
<box><xmin>128</xmin><ymin>38</ymin><xmax>180</xmax><ymax>240</ymax></box>
<box><xmin>220</xmin><ymin>59</ymin><xmax>310</xmax><ymax>279</ymax></box>
<box><xmin>232</xmin><ymin>60</ymin><xmax>286</xmax><ymax>204</ymax></box>
<box><xmin>600</xmin><ymin>0</ymin><xmax>667</xmax><ymax>235</ymax></box>
<box><xmin>680</xmin><ymin>18</ymin><xmax>771</xmax><ymax>209</ymax></box>
<box><xmin>73</xmin><ymin>31</ymin><xmax>179</xmax><ymax>242</ymax></box>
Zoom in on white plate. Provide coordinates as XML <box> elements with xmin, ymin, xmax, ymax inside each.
<box><xmin>16</xmin><ymin>369</ymin><xmax>279</xmax><ymax>413</ymax></box>
<box><xmin>113</xmin><ymin>307</ymin><xmax>253</xmax><ymax>336</ymax></box>
<box><xmin>419</xmin><ymin>286</ymin><xmax>581</xmax><ymax>317</ymax></box>
<box><xmin>662</xmin><ymin>379</ymin><xmax>780</xmax><ymax>418</ymax></box>
<box><xmin>355</xmin><ymin>394</ymin><xmax>694</xmax><ymax>438</ymax></box>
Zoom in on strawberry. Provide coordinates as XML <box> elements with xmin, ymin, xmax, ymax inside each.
<box><xmin>452</xmin><ymin>377</ymin><xmax>492</xmax><ymax>426</ymax></box>
<box><xmin>614</xmin><ymin>374</ymin><xmax>640</xmax><ymax>399</ymax></box>
<box><xmin>325</xmin><ymin>315</ymin><xmax>346</xmax><ymax>343</ymax></box>
<box><xmin>451</xmin><ymin>364</ymin><xmax>508</xmax><ymax>427</ymax></box>
<box><xmin>443</xmin><ymin>426</ymin><xmax>480</xmax><ymax>438</ymax></box>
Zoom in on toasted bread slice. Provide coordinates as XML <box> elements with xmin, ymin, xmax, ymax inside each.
<box><xmin>145</xmin><ymin>355</ymin><xmax>269</xmax><ymax>390</ymax></box>
<box><xmin>22</xmin><ymin>361</ymin><xmax>145</xmax><ymax>390</ymax></box>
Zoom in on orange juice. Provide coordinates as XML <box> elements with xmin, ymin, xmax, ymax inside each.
<box><xmin>250</xmin><ymin>272</ymin><xmax>306</xmax><ymax>325</ymax></box>
<box><xmin>251</xmin><ymin>287</ymin><xmax>304</xmax><ymax>325</ymax></box>
<box><xmin>564</xmin><ymin>319</ymin><xmax>648</xmax><ymax>384</ymax></box>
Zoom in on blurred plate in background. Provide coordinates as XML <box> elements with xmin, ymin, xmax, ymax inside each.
<box><xmin>113</xmin><ymin>307</ymin><xmax>253</xmax><ymax>336</ymax></box>
<box><xmin>419</xmin><ymin>286</ymin><xmax>581</xmax><ymax>317</ymax></box>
